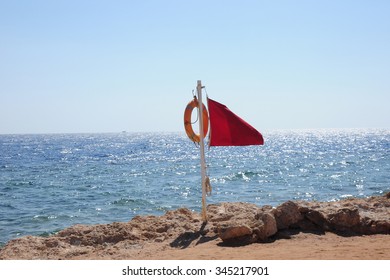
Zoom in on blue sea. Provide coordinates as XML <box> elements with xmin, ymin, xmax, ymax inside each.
<box><xmin>1</xmin><ymin>129</ymin><xmax>389</xmax><ymax>246</ymax></box>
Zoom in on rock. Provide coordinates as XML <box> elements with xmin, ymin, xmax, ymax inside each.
<box><xmin>296</xmin><ymin>192</ymin><xmax>390</xmax><ymax>234</ymax></box>
<box><xmin>301</xmin><ymin>209</ymin><xmax>328</xmax><ymax>230</ymax></box>
<box><xmin>328</xmin><ymin>207</ymin><xmax>360</xmax><ymax>231</ymax></box>
<box><xmin>208</xmin><ymin>202</ymin><xmax>277</xmax><ymax>244</ymax></box>
<box><xmin>218</xmin><ymin>225</ymin><xmax>252</xmax><ymax>241</ymax></box>
<box><xmin>207</xmin><ymin>202</ymin><xmax>259</xmax><ymax>223</ymax></box>
<box><xmin>207</xmin><ymin>202</ymin><xmax>260</xmax><ymax>243</ymax></box>
<box><xmin>253</xmin><ymin>212</ymin><xmax>278</xmax><ymax>240</ymax></box>
<box><xmin>272</xmin><ymin>201</ymin><xmax>303</xmax><ymax>230</ymax></box>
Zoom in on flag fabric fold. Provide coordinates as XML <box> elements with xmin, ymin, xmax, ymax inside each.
<box><xmin>207</xmin><ymin>98</ymin><xmax>264</xmax><ymax>146</ymax></box>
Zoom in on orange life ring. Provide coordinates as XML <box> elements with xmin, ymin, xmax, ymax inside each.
<box><xmin>184</xmin><ymin>97</ymin><xmax>209</xmax><ymax>143</ymax></box>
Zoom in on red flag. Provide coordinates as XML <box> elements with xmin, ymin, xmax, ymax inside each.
<box><xmin>207</xmin><ymin>98</ymin><xmax>264</xmax><ymax>146</ymax></box>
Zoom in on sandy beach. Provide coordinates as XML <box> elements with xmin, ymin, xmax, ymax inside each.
<box><xmin>143</xmin><ymin>232</ymin><xmax>390</xmax><ymax>260</ymax></box>
<box><xmin>2</xmin><ymin>230</ymin><xmax>389</xmax><ymax>260</ymax></box>
<box><xmin>76</xmin><ymin>231</ymin><xmax>390</xmax><ymax>260</ymax></box>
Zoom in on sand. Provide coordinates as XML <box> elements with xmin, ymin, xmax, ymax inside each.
<box><xmin>73</xmin><ymin>231</ymin><xmax>390</xmax><ymax>260</ymax></box>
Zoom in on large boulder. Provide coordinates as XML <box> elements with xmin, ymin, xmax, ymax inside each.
<box><xmin>296</xmin><ymin>192</ymin><xmax>390</xmax><ymax>234</ymax></box>
<box><xmin>207</xmin><ymin>202</ymin><xmax>277</xmax><ymax>244</ymax></box>
<box><xmin>272</xmin><ymin>201</ymin><xmax>303</xmax><ymax>230</ymax></box>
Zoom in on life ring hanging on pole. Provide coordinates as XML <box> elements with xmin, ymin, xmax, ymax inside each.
<box><xmin>184</xmin><ymin>97</ymin><xmax>209</xmax><ymax>143</ymax></box>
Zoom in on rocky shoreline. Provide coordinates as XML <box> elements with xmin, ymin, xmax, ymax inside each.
<box><xmin>1</xmin><ymin>192</ymin><xmax>389</xmax><ymax>259</ymax></box>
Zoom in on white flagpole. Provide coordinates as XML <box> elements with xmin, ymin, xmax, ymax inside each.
<box><xmin>197</xmin><ymin>80</ymin><xmax>208</xmax><ymax>222</ymax></box>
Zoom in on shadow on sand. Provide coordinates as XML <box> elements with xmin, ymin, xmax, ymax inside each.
<box><xmin>170</xmin><ymin>222</ymin><xmax>219</xmax><ymax>249</ymax></box>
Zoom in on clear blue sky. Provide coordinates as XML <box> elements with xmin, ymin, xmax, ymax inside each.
<box><xmin>1</xmin><ymin>0</ymin><xmax>389</xmax><ymax>134</ymax></box>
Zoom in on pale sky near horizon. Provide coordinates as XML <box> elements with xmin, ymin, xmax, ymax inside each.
<box><xmin>1</xmin><ymin>0</ymin><xmax>389</xmax><ymax>134</ymax></box>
